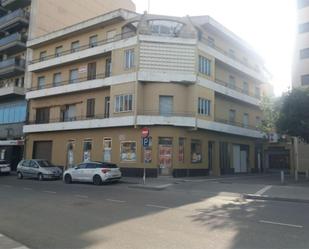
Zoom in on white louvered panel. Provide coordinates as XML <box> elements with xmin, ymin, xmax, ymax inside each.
<box><xmin>139</xmin><ymin>41</ymin><xmax>196</xmax><ymax>73</ymax></box>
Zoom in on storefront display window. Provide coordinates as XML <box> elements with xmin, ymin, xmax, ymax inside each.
<box><xmin>67</xmin><ymin>140</ymin><xmax>75</xmax><ymax>168</ymax></box>
<box><xmin>120</xmin><ymin>141</ymin><xmax>136</xmax><ymax>161</ymax></box>
<box><xmin>191</xmin><ymin>139</ymin><xmax>202</xmax><ymax>163</ymax></box>
<box><xmin>103</xmin><ymin>138</ymin><xmax>112</xmax><ymax>162</ymax></box>
<box><xmin>83</xmin><ymin>139</ymin><xmax>92</xmax><ymax>162</ymax></box>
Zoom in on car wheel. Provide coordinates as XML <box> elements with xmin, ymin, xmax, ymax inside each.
<box><xmin>17</xmin><ymin>172</ymin><xmax>23</xmax><ymax>179</ymax></box>
<box><xmin>64</xmin><ymin>174</ymin><xmax>72</xmax><ymax>184</ymax></box>
<box><xmin>38</xmin><ymin>173</ymin><xmax>44</xmax><ymax>181</ymax></box>
<box><xmin>93</xmin><ymin>175</ymin><xmax>102</xmax><ymax>185</ymax></box>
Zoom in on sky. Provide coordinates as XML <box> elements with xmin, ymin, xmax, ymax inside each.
<box><xmin>133</xmin><ymin>0</ymin><xmax>297</xmax><ymax>96</ymax></box>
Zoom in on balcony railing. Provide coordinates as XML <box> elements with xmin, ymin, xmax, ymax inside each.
<box><xmin>1</xmin><ymin>0</ymin><xmax>31</xmax><ymax>10</ymax></box>
<box><xmin>30</xmin><ymin>31</ymin><xmax>136</xmax><ymax>64</ymax></box>
<box><xmin>0</xmin><ymin>32</ymin><xmax>26</xmax><ymax>47</ymax></box>
<box><xmin>28</xmin><ymin>72</ymin><xmax>110</xmax><ymax>91</ymax></box>
<box><xmin>0</xmin><ymin>9</ymin><xmax>29</xmax><ymax>28</ymax></box>
<box><xmin>215</xmin><ymin>117</ymin><xmax>259</xmax><ymax>131</ymax></box>
<box><xmin>200</xmin><ymin>37</ymin><xmax>262</xmax><ymax>75</ymax></box>
<box><xmin>0</xmin><ymin>57</ymin><xmax>25</xmax><ymax>69</ymax></box>
<box><xmin>214</xmin><ymin>78</ymin><xmax>261</xmax><ymax>100</ymax></box>
<box><xmin>138</xmin><ymin>110</ymin><xmax>195</xmax><ymax>117</ymax></box>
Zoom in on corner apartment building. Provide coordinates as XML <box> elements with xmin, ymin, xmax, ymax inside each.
<box><xmin>24</xmin><ymin>9</ymin><xmax>273</xmax><ymax>177</ymax></box>
<box><xmin>291</xmin><ymin>0</ymin><xmax>309</xmax><ymax>173</ymax></box>
<box><xmin>0</xmin><ymin>0</ymin><xmax>135</xmax><ymax>170</ymax></box>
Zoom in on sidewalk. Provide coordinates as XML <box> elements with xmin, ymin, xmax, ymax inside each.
<box><xmin>0</xmin><ymin>233</ymin><xmax>30</xmax><ymax>249</ymax></box>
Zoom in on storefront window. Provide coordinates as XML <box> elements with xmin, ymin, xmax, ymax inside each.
<box><xmin>120</xmin><ymin>141</ymin><xmax>136</xmax><ymax>161</ymax></box>
<box><xmin>179</xmin><ymin>138</ymin><xmax>185</xmax><ymax>163</ymax></box>
<box><xmin>191</xmin><ymin>139</ymin><xmax>202</xmax><ymax>163</ymax></box>
<box><xmin>103</xmin><ymin>138</ymin><xmax>112</xmax><ymax>162</ymax></box>
<box><xmin>67</xmin><ymin>140</ymin><xmax>75</xmax><ymax>168</ymax></box>
<box><xmin>83</xmin><ymin>139</ymin><xmax>92</xmax><ymax>162</ymax></box>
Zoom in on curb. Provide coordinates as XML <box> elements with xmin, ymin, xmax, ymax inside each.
<box><xmin>0</xmin><ymin>233</ymin><xmax>30</xmax><ymax>249</ymax></box>
<box><xmin>128</xmin><ymin>183</ymin><xmax>173</xmax><ymax>191</ymax></box>
<box><xmin>243</xmin><ymin>194</ymin><xmax>309</xmax><ymax>204</ymax></box>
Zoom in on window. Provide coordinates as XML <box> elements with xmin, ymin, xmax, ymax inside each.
<box><xmin>229</xmin><ymin>75</ymin><xmax>236</xmax><ymax>89</ymax></box>
<box><xmin>149</xmin><ymin>20</ymin><xmax>183</xmax><ymax>37</ymax></box>
<box><xmin>36</xmin><ymin>107</ymin><xmax>50</xmax><ymax>124</ymax></box>
<box><xmin>53</xmin><ymin>73</ymin><xmax>62</xmax><ymax>87</ymax></box>
<box><xmin>299</xmin><ymin>22</ymin><xmax>309</xmax><ymax>33</ymax></box>
<box><xmin>243</xmin><ymin>81</ymin><xmax>249</xmax><ymax>94</ymax></box>
<box><xmin>114</xmin><ymin>94</ymin><xmax>133</xmax><ymax>113</ymax></box>
<box><xmin>198</xmin><ymin>56</ymin><xmax>211</xmax><ymax>76</ymax></box>
<box><xmin>124</xmin><ymin>49</ymin><xmax>135</xmax><ymax>69</ymax></box>
<box><xmin>300</xmin><ymin>48</ymin><xmax>309</xmax><ymax>59</ymax></box>
<box><xmin>301</xmin><ymin>74</ymin><xmax>309</xmax><ymax>85</ymax></box>
<box><xmin>243</xmin><ymin>113</ymin><xmax>249</xmax><ymax>128</ymax></box>
<box><xmin>89</xmin><ymin>35</ymin><xmax>98</xmax><ymax>47</ymax></box>
<box><xmin>229</xmin><ymin>109</ymin><xmax>236</xmax><ymax>124</ymax></box>
<box><xmin>61</xmin><ymin>104</ymin><xmax>76</xmax><ymax>122</ymax></box>
<box><xmin>103</xmin><ymin>138</ymin><xmax>112</xmax><ymax>162</ymax></box>
<box><xmin>198</xmin><ymin>98</ymin><xmax>211</xmax><ymax>116</ymax></box>
<box><xmin>69</xmin><ymin>69</ymin><xmax>78</xmax><ymax>84</ymax></box>
<box><xmin>191</xmin><ymin>140</ymin><xmax>202</xmax><ymax>163</ymax></box>
<box><xmin>159</xmin><ymin>96</ymin><xmax>173</xmax><ymax>116</ymax></box>
<box><xmin>298</xmin><ymin>0</ymin><xmax>309</xmax><ymax>8</ymax></box>
<box><xmin>104</xmin><ymin>96</ymin><xmax>110</xmax><ymax>118</ymax></box>
<box><xmin>86</xmin><ymin>98</ymin><xmax>95</xmax><ymax>118</ymax></box>
<box><xmin>55</xmin><ymin>46</ymin><xmax>62</xmax><ymax>57</ymax></box>
<box><xmin>105</xmin><ymin>58</ymin><xmax>112</xmax><ymax>77</ymax></box>
<box><xmin>71</xmin><ymin>41</ymin><xmax>80</xmax><ymax>52</ymax></box>
<box><xmin>255</xmin><ymin>87</ymin><xmax>261</xmax><ymax>99</ymax></box>
<box><xmin>39</xmin><ymin>51</ymin><xmax>47</xmax><ymax>61</ymax></box>
<box><xmin>120</xmin><ymin>141</ymin><xmax>136</xmax><ymax>161</ymax></box>
<box><xmin>87</xmin><ymin>62</ymin><xmax>97</xmax><ymax>80</ymax></box>
<box><xmin>0</xmin><ymin>101</ymin><xmax>26</xmax><ymax>124</ymax></box>
<box><xmin>38</xmin><ymin>76</ymin><xmax>45</xmax><ymax>89</ymax></box>
<box><xmin>207</xmin><ymin>36</ymin><xmax>215</xmax><ymax>47</ymax></box>
<box><xmin>179</xmin><ymin>138</ymin><xmax>185</xmax><ymax>163</ymax></box>
<box><xmin>83</xmin><ymin>139</ymin><xmax>92</xmax><ymax>162</ymax></box>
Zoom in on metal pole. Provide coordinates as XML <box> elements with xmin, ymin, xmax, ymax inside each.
<box><xmin>281</xmin><ymin>170</ymin><xmax>284</xmax><ymax>185</ymax></box>
<box><xmin>143</xmin><ymin>167</ymin><xmax>146</xmax><ymax>185</ymax></box>
<box><xmin>294</xmin><ymin>137</ymin><xmax>299</xmax><ymax>182</ymax></box>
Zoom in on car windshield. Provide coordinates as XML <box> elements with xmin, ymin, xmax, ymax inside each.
<box><xmin>37</xmin><ymin>160</ymin><xmax>54</xmax><ymax>168</ymax></box>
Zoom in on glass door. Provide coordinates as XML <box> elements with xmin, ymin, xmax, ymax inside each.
<box><xmin>158</xmin><ymin>137</ymin><xmax>173</xmax><ymax>176</ymax></box>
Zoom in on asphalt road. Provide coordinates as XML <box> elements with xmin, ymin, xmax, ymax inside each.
<box><xmin>0</xmin><ymin>175</ymin><xmax>308</xmax><ymax>249</ymax></box>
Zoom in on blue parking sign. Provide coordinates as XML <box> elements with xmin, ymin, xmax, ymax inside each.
<box><xmin>142</xmin><ymin>137</ymin><xmax>150</xmax><ymax>147</ymax></box>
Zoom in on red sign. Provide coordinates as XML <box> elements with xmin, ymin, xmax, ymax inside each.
<box><xmin>141</xmin><ymin>127</ymin><xmax>150</xmax><ymax>138</ymax></box>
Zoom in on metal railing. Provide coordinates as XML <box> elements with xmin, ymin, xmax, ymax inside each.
<box><xmin>0</xmin><ymin>9</ymin><xmax>29</xmax><ymax>26</ymax></box>
<box><xmin>214</xmin><ymin>78</ymin><xmax>261</xmax><ymax>99</ymax></box>
<box><xmin>138</xmin><ymin>110</ymin><xmax>195</xmax><ymax>117</ymax></box>
<box><xmin>0</xmin><ymin>32</ymin><xmax>26</xmax><ymax>47</ymax></box>
<box><xmin>28</xmin><ymin>72</ymin><xmax>110</xmax><ymax>91</ymax></box>
<box><xmin>0</xmin><ymin>57</ymin><xmax>25</xmax><ymax>69</ymax></box>
<box><xmin>201</xmin><ymin>37</ymin><xmax>262</xmax><ymax>75</ymax></box>
<box><xmin>29</xmin><ymin>31</ymin><xmax>136</xmax><ymax>64</ymax></box>
<box><xmin>215</xmin><ymin>117</ymin><xmax>259</xmax><ymax>131</ymax></box>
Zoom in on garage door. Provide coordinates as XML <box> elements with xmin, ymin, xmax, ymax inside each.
<box><xmin>33</xmin><ymin>141</ymin><xmax>53</xmax><ymax>162</ymax></box>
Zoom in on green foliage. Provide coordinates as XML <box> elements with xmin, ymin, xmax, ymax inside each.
<box><xmin>259</xmin><ymin>95</ymin><xmax>280</xmax><ymax>134</ymax></box>
<box><xmin>276</xmin><ymin>88</ymin><xmax>309</xmax><ymax>143</ymax></box>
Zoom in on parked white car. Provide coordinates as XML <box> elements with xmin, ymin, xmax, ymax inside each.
<box><xmin>0</xmin><ymin>160</ymin><xmax>10</xmax><ymax>175</ymax></box>
<box><xmin>63</xmin><ymin>161</ymin><xmax>122</xmax><ymax>185</ymax></box>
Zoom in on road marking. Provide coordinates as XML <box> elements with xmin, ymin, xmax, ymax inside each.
<box><xmin>106</xmin><ymin>199</ymin><xmax>126</xmax><ymax>203</ymax></box>
<box><xmin>75</xmin><ymin>195</ymin><xmax>88</xmax><ymax>199</ymax></box>
<box><xmin>23</xmin><ymin>187</ymin><xmax>33</xmax><ymax>191</ymax></box>
<box><xmin>43</xmin><ymin>191</ymin><xmax>57</xmax><ymax>194</ymax></box>
<box><xmin>146</xmin><ymin>204</ymin><xmax>169</xmax><ymax>209</ymax></box>
<box><xmin>259</xmin><ymin>220</ymin><xmax>303</xmax><ymax>228</ymax></box>
<box><xmin>255</xmin><ymin>185</ymin><xmax>272</xmax><ymax>196</ymax></box>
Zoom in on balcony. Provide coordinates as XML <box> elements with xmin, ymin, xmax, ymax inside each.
<box><xmin>0</xmin><ymin>32</ymin><xmax>26</xmax><ymax>55</ymax></box>
<box><xmin>215</xmin><ymin>117</ymin><xmax>259</xmax><ymax>131</ymax></box>
<box><xmin>0</xmin><ymin>57</ymin><xmax>25</xmax><ymax>78</ymax></box>
<box><xmin>0</xmin><ymin>9</ymin><xmax>29</xmax><ymax>33</ymax></box>
<box><xmin>0</xmin><ymin>85</ymin><xmax>24</xmax><ymax>99</ymax></box>
<box><xmin>1</xmin><ymin>0</ymin><xmax>31</xmax><ymax>11</ymax></box>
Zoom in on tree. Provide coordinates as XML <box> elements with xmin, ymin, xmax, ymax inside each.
<box><xmin>276</xmin><ymin>88</ymin><xmax>309</xmax><ymax>143</ymax></box>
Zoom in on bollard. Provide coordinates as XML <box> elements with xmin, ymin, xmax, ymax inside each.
<box><xmin>281</xmin><ymin>171</ymin><xmax>285</xmax><ymax>185</ymax></box>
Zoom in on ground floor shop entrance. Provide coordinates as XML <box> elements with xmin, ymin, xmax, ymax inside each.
<box><xmin>158</xmin><ymin>137</ymin><xmax>173</xmax><ymax>176</ymax></box>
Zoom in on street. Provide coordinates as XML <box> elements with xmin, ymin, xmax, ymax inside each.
<box><xmin>0</xmin><ymin>175</ymin><xmax>308</xmax><ymax>249</ymax></box>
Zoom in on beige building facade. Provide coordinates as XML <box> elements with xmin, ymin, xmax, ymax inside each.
<box><xmin>24</xmin><ymin>10</ymin><xmax>275</xmax><ymax>177</ymax></box>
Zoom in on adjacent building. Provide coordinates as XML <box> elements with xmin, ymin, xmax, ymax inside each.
<box><xmin>0</xmin><ymin>0</ymin><xmax>135</xmax><ymax>170</ymax></box>
<box><xmin>24</xmin><ymin>9</ymin><xmax>274</xmax><ymax>177</ymax></box>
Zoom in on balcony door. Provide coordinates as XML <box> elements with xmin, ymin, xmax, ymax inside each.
<box><xmin>87</xmin><ymin>62</ymin><xmax>97</xmax><ymax>80</ymax></box>
<box><xmin>104</xmin><ymin>96</ymin><xmax>110</xmax><ymax>118</ymax></box>
<box><xmin>159</xmin><ymin>96</ymin><xmax>173</xmax><ymax>116</ymax></box>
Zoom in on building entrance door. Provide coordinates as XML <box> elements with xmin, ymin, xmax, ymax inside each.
<box><xmin>158</xmin><ymin>137</ymin><xmax>173</xmax><ymax>176</ymax></box>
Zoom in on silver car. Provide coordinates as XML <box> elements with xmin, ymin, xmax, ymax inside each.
<box><xmin>17</xmin><ymin>159</ymin><xmax>63</xmax><ymax>181</ymax></box>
